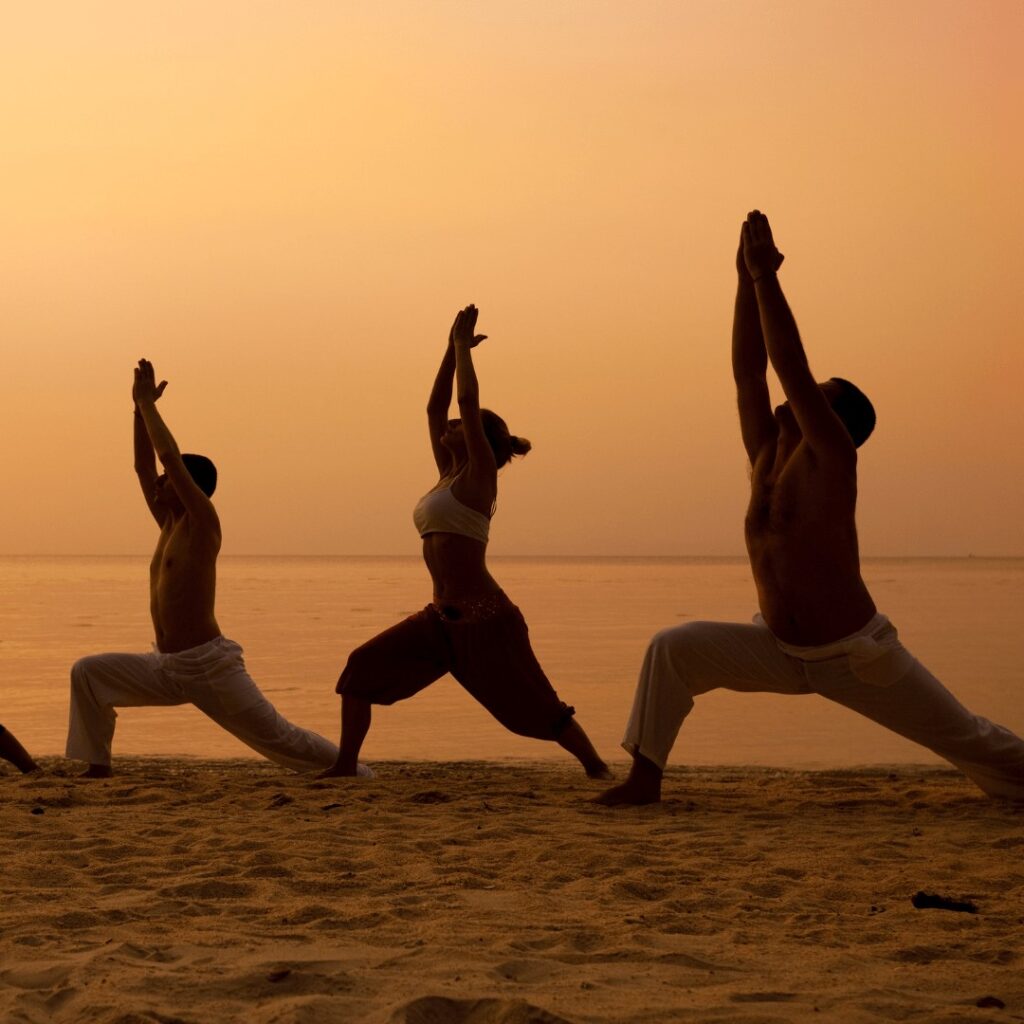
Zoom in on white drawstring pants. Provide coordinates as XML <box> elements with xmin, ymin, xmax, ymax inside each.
<box><xmin>623</xmin><ymin>614</ymin><xmax>1024</xmax><ymax>799</ymax></box>
<box><xmin>66</xmin><ymin>636</ymin><xmax>337</xmax><ymax>773</ymax></box>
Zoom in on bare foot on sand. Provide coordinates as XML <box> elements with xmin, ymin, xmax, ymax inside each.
<box><xmin>0</xmin><ymin>730</ymin><xmax>40</xmax><ymax>774</ymax></box>
<box><xmin>557</xmin><ymin>721</ymin><xmax>612</xmax><ymax>780</ymax></box>
<box><xmin>593</xmin><ymin>754</ymin><xmax>662</xmax><ymax>805</ymax></box>
<box><xmin>81</xmin><ymin>764</ymin><xmax>113</xmax><ymax>779</ymax></box>
<box><xmin>593</xmin><ymin>778</ymin><xmax>661</xmax><ymax>805</ymax></box>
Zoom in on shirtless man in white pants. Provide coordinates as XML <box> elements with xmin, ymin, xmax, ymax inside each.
<box><xmin>66</xmin><ymin>359</ymin><xmax>348</xmax><ymax>778</ymax></box>
<box><xmin>597</xmin><ymin>211</ymin><xmax>1024</xmax><ymax>805</ymax></box>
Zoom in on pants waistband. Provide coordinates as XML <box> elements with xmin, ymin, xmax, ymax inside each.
<box><xmin>431</xmin><ymin>592</ymin><xmax>512</xmax><ymax>623</ymax></box>
<box><xmin>755</xmin><ymin>611</ymin><xmax>916</xmax><ymax>687</ymax></box>
<box><xmin>758</xmin><ymin>613</ymin><xmax>892</xmax><ymax>662</ymax></box>
<box><xmin>152</xmin><ymin>635</ymin><xmax>242</xmax><ymax>662</ymax></box>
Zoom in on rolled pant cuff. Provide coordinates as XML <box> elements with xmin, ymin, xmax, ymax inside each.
<box><xmin>621</xmin><ymin>739</ymin><xmax>668</xmax><ymax>772</ymax></box>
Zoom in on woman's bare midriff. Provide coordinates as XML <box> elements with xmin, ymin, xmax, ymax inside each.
<box><xmin>421</xmin><ymin>533</ymin><xmax>502</xmax><ymax>605</ymax></box>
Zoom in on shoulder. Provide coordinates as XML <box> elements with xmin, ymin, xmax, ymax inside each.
<box><xmin>185</xmin><ymin>506</ymin><xmax>222</xmax><ymax>548</ymax></box>
<box><xmin>807</xmin><ymin>435</ymin><xmax>858</xmax><ymax>475</ymax></box>
<box><xmin>797</xmin><ymin>442</ymin><xmax>858</xmax><ymax>505</ymax></box>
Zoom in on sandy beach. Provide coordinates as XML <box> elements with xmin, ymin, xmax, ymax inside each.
<box><xmin>1</xmin><ymin>760</ymin><xmax>1021</xmax><ymax>1024</ymax></box>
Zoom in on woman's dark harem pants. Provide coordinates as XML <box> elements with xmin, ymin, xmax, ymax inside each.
<box><xmin>336</xmin><ymin>597</ymin><xmax>575</xmax><ymax>740</ymax></box>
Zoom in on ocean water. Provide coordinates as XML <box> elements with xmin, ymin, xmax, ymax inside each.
<box><xmin>1</xmin><ymin>556</ymin><xmax>1021</xmax><ymax>767</ymax></box>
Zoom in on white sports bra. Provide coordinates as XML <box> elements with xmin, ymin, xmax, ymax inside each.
<box><xmin>413</xmin><ymin>485</ymin><xmax>491</xmax><ymax>544</ymax></box>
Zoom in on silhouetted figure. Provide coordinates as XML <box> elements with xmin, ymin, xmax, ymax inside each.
<box><xmin>66</xmin><ymin>359</ymin><xmax>349</xmax><ymax>778</ymax></box>
<box><xmin>597</xmin><ymin>212</ymin><xmax>1024</xmax><ymax>805</ymax></box>
<box><xmin>0</xmin><ymin>724</ymin><xmax>39</xmax><ymax>773</ymax></box>
<box><xmin>321</xmin><ymin>306</ymin><xmax>610</xmax><ymax>780</ymax></box>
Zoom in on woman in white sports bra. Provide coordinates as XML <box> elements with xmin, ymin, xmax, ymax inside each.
<box><xmin>321</xmin><ymin>305</ymin><xmax>610</xmax><ymax>780</ymax></box>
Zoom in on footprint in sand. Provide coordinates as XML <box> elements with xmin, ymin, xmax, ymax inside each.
<box><xmin>409</xmin><ymin>790</ymin><xmax>453</xmax><ymax>804</ymax></box>
<box><xmin>991</xmin><ymin>836</ymin><xmax>1024</xmax><ymax>849</ymax></box>
<box><xmin>741</xmin><ymin>880</ymin><xmax>786</xmax><ymax>898</ymax></box>
<box><xmin>243</xmin><ymin>864</ymin><xmax>293</xmax><ymax>879</ymax></box>
<box><xmin>890</xmin><ymin>945</ymin><xmax>948</xmax><ymax>964</ymax></box>
<box><xmin>611</xmin><ymin>880</ymin><xmax>669</xmax><ymax>901</ymax></box>
<box><xmin>0</xmin><ymin>962</ymin><xmax>74</xmax><ymax>989</ymax></box>
<box><xmin>280</xmin><ymin>903</ymin><xmax>336</xmax><ymax>925</ymax></box>
<box><xmin>110</xmin><ymin>942</ymin><xmax>181</xmax><ymax>963</ymax></box>
<box><xmin>43</xmin><ymin>986</ymin><xmax>78</xmax><ymax>1014</ymax></box>
<box><xmin>493</xmin><ymin>959</ymin><xmax>561</xmax><ymax>983</ymax></box>
<box><xmin>730</xmin><ymin>992</ymin><xmax>798</xmax><ymax>1003</ymax></box>
<box><xmin>771</xmin><ymin>866</ymin><xmax>806</xmax><ymax>880</ymax></box>
<box><xmin>389</xmin><ymin>996</ymin><xmax>575</xmax><ymax>1024</ymax></box>
<box><xmin>162</xmin><ymin>880</ymin><xmax>256</xmax><ymax>900</ymax></box>
<box><xmin>28</xmin><ymin>792</ymin><xmax>75</xmax><ymax>808</ymax></box>
<box><xmin>47</xmin><ymin>911</ymin><xmax>105</xmax><ymax>930</ymax></box>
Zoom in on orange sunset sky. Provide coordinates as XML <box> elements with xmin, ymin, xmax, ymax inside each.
<box><xmin>2</xmin><ymin>1</ymin><xmax>1021</xmax><ymax>557</ymax></box>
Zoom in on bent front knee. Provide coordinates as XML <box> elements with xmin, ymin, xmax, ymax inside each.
<box><xmin>335</xmin><ymin>647</ymin><xmax>376</xmax><ymax>695</ymax></box>
<box><xmin>70</xmin><ymin>657</ymin><xmax>97</xmax><ymax>689</ymax></box>
<box><xmin>647</xmin><ymin>621</ymin><xmax>715</xmax><ymax>657</ymax></box>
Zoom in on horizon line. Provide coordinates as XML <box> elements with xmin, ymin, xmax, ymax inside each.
<box><xmin>1</xmin><ymin>552</ymin><xmax>1022</xmax><ymax>561</ymax></box>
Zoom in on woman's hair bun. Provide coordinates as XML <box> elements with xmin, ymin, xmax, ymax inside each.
<box><xmin>480</xmin><ymin>408</ymin><xmax>530</xmax><ymax>468</ymax></box>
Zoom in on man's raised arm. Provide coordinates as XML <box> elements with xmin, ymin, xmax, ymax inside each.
<box><xmin>732</xmin><ymin>224</ymin><xmax>778</xmax><ymax>464</ymax></box>
<box><xmin>742</xmin><ymin>211</ymin><xmax>852</xmax><ymax>455</ymax></box>
<box><xmin>133</xmin><ymin>359</ymin><xmax>218</xmax><ymax>525</ymax></box>
<box><xmin>134</xmin><ymin>375</ymin><xmax>166</xmax><ymax>525</ymax></box>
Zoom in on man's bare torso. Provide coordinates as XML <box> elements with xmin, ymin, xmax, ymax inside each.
<box><xmin>745</xmin><ymin>435</ymin><xmax>876</xmax><ymax>646</ymax></box>
<box><xmin>150</xmin><ymin>514</ymin><xmax>221</xmax><ymax>653</ymax></box>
